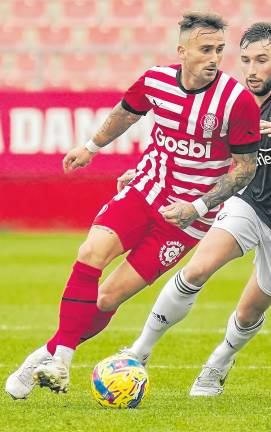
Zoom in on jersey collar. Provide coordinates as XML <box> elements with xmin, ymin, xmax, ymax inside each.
<box><xmin>176</xmin><ymin>66</ymin><xmax>219</xmax><ymax>94</ymax></box>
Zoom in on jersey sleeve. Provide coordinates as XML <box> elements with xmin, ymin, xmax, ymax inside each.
<box><xmin>228</xmin><ymin>89</ymin><xmax>260</xmax><ymax>154</ymax></box>
<box><xmin>121</xmin><ymin>71</ymin><xmax>153</xmax><ymax>116</ymax></box>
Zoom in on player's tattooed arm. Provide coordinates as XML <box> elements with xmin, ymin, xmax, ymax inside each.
<box><xmin>93</xmin><ymin>103</ymin><xmax>141</xmax><ymax>146</ymax></box>
<box><xmin>201</xmin><ymin>151</ymin><xmax>257</xmax><ymax>210</ymax></box>
<box><xmin>63</xmin><ymin>103</ymin><xmax>141</xmax><ymax>172</ymax></box>
<box><xmin>161</xmin><ymin>202</ymin><xmax>201</xmax><ymax>229</ymax></box>
<box><xmin>161</xmin><ymin>151</ymin><xmax>257</xmax><ymax>229</ymax></box>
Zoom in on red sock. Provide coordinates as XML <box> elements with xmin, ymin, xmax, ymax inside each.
<box><xmin>47</xmin><ymin>309</ymin><xmax>116</xmax><ymax>354</ymax></box>
<box><xmin>79</xmin><ymin>309</ymin><xmax>116</xmax><ymax>344</ymax></box>
<box><xmin>47</xmin><ymin>261</ymin><xmax>115</xmax><ymax>352</ymax></box>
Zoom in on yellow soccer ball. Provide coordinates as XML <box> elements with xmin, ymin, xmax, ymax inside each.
<box><xmin>91</xmin><ymin>354</ymin><xmax>149</xmax><ymax>409</ymax></box>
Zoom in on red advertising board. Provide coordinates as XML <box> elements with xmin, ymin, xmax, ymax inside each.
<box><xmin>0</xmin><ymin>91</ymin><xmax>153</xmax><ymax>228</ymax></box>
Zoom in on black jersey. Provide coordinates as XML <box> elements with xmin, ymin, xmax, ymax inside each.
<box><xmin>237</xmin><ymin>95</ymin><xmax>271</xmax><ymax>229</ymax></box>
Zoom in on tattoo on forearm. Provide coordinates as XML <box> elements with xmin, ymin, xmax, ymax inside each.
<box><xmin>202</xmin><ymin>152</ymin><xmax>257</xmax><ymax>210</ymax></box>
<box><xmin>93</xmin><ymin>103</ymin><xmax>141</xmax><ymax>146</ymax></box>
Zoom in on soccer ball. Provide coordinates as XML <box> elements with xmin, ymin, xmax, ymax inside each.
<box><xmin>91</xmin><ymin>353</ymin><xmax>149</xmax><ymax>409</ymax></box>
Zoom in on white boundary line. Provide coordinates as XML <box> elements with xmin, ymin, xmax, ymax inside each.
<box><xmin>73</xmin><ymin>364</ymin><xmax>271</xmax><ymax>370</ymax></box>
<box><xmin>1</xmin><ymin>325</ymin><xmax>271</xmax><ymax>335</ymax></box>
<box><xmin>1</xmin><ymin>363</ymin><xmax>271</xmax><ymax>370</ymax></box>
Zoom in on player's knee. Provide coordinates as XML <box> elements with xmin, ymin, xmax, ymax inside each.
<box><xmin>236</xmin><ymin>307</ymin><xmax>262</xmax><ymax>328</ymax></box>
<box><xmin>97</xmin><ymin>293</ymin><xmax>117</xmax><ymax>312</ymax></box>
<box><xmin>184</xmin><ymin>262</ymin><xmax>210</xmax><ymax>286</ymax></box>
<box><xmin>77</xmin><ymin>240</ymin><xmax>108</xmax><ymax>268</ymax></box>
<box><xmin>77</xmin><ymin>241</ymin><xmax>97</xmax><ymax>264</ymax></box>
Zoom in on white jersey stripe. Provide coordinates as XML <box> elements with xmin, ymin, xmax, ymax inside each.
<box><xmin>154</xmin><ymin>114</ymin><xmax>179</xmax><ymax>130</ymax></box>
<box><xmin>150</xmin><ymin>66</ymin><xmax>178</xmax><ymax>78</ymax></box>
<box><xmin>220</xmin><ymin>83</ymin><xmax>244</xmax><ymax>137</ymax></box>
<box><xmin>136</xmin><ymin>148</ymin><xmax>152</xmax><ymax>171</ymax></box>
<box><xmin>173</xmin><ymin>171</ymin><xmax>220</xmax><ymax>185</ymax></box>
<box><xmin>186</xmin><ymin>92</ymin><xmax>205</xmax><ymax>135</ymax></box>
<box><xmin>146</xmin><ymin>152</ymin><xmax>168</xmax><ymax>204</ymax></box>
<box><xmin>183</xmin><ymin>225</ymin><xmax>207</xmax><ymax>240</ymax></box>
<box><xmin>198</xmin><ymin>217</ymin><xmax>214</xmax><ymax>226</ymax></box>
<box><xmin>134</xmin><ymin>149</ymin><xmax>158</xmax><ymax>192</ymax></box>
<box><xmin>145</xmin><ymin>77</ymin><xmax>187</xmax><ymax>98</ymax></box>
<box><xmin>172</xmin><ymin>185</ymin><xmax>204</xmax><ymax>196</ymax></box>
<box><xmin>174</xmin><ymin>156</ymin><xmax>232</xmax><ymax>169</ymax></box>
<box><xmin>146</xmin><ymin>94</ymin><xmax>183</xmax><ymax>114</ymax></box>
<box><xmin>203</xmin><ymin>73</ymin><xmax>230</xmax><ymax>138</ymax></box>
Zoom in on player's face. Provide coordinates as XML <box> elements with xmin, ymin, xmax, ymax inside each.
<box><xmin>177</xmin><ymin>28</ymin><xmax>225</xmax><ymax>87</ymax></box>
<box><xmin>241</xmin><ymin>39</ymin><xmax>271</xmax><ymax>96</ymax></box>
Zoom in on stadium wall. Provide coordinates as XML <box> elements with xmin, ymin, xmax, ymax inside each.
<box><xmin>0</xmin><ymin>90</ymin><xmax>153</xmax><ymax>228</ymax></box>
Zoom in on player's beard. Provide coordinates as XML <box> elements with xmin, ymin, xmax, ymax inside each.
<box><xmin>247</xmin><ymin>76</ymin><xmax>271</xmax><ymax>96</ymax></box>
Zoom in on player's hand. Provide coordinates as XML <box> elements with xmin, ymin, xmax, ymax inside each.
<box><xmin>260</xmin><ymin>120</ymin><xmax>271</xmax><ymax>137</ymax></box>
<box><xmin>63</xmin><ymin>145</ymin><xmax>95</xmax><ymax>173</ymax></box>
<box><xmin>160</xmin><ymin>202</ymin><xmax>199</xmax><ymax>229</ymax></box>
<box><xmin>117</xmin><ymin>169</ymin><xmax>136</xmax><ymax>192</ymax></box>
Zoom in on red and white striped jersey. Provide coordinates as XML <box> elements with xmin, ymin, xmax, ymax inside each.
<box><xmin>121</xmin><ymin>64</ymin><xmax>260</xmax><ymax>240</ymax></box>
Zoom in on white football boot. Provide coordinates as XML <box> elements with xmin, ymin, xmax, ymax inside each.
<box><xmin>34</xmin><ymin>357</ymin><xmax>69</xmax><ymax>393</ymax></box>
<box><xmin>119</xmin><ymin>348</ymin><xmax>150</xmax><ymax>366</ymax></box>
<box><xmin>189</xmin><ymin>360</ymin><xmax>235</xmax><ymax>396</ymax></box>
<box><xmin>33</xmin><ymin>346</ymin><xmax>73</xmax><ymax>393</ymax></box>
<box><xmin>5</xmin><ymin>346</ymin><xmax>52</xmax><ymax>400</ymax></box>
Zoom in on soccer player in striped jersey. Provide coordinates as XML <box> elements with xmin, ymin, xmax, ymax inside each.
<box><xmin>6</xmin><ymin>12</ymin><xmax>260</xmax><ymax>399</ymax></box>
<box><xmin>127</xmin><ymin>22</ymin><xmax>271</xmax><ymax>396</ymax></box>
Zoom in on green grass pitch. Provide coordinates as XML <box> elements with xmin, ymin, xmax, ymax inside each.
<box><xmin>1</xmin><ymin>231</ymin><xmax>271</xmax><ymax>432</ymax></box>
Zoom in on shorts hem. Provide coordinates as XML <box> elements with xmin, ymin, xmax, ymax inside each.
<box><xmin>257</xmin><ymin>284</ymin><xmax>271</xmax><ymax>297</ymax></box>
<box><xmin>212</xmin><ymin>225</ymin><xmax>246</xmax><ymax>255</ymax></box>
<box><xmin>255</xmin><ymin>271</ymin><xmax>271</xmax><ymax>297</ymax></box>
<box><xmin>92</xmin><ymin>222</ymin><xmax>128</xmax><ymax>251</ymax></box>
<box><xmin>126</xmin><ymin>255</ymin><xmax>151</xmax><ymax>285</ymax></box>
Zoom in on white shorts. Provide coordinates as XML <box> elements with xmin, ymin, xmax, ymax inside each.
<box><xmin>213</xmin><ymin>196</ymin><xmax>271</xmax><ymax>296</ymax></box>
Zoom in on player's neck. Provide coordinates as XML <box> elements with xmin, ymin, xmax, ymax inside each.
<box><xmin>179</xmin><ymin>68</ymin><xmax>218</xmax><ymax>93</ymax></box>
<box><xmin>255</xmin><ymin>91</ymin><xmax>271</xmax><ymax>107</ymax></box>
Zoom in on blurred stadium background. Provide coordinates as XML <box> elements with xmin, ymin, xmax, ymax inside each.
<box><xmin>0</xmin><ymin>0</ymin><xmax>270</xmax><ymax>229</ymax></box>
<box><xmin>0</xmin><ymin>0</ymin><xmax>270</xmax><ymax>90</ymax></box>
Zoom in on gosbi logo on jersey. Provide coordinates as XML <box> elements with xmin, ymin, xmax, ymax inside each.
<box><xmin>155</xmin><ymin>127</ymin><xmax>211</xmax><ymax>158</ymax></box>
<box><xmin>159</xmin><ymin>241</ymin><xmax>185</xmax><ymax>267</ymax></box>
<box><xmin>200</xmin><ymin>113</ymin><xmax>219</xmax><ymax>132</ymax></box>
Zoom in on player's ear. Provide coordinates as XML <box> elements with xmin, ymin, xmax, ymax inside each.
<box><xmin>177</xmin><ymin>44</ymin><xmax>185</xmax><ymax>61</ymax></box>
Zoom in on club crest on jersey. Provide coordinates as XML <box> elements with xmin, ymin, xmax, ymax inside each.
<box><xmin>159</xmin><ymin>241</ymin><xmax>185</xmax><ymax>267</ymax></box>
<box><xmin>200</xmin><ymin>113</ymin><xmax>219</xmax><ymax>132</ymax></box>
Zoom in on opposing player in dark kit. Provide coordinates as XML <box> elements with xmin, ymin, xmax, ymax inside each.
<box><xmin>126</xmin><ymin>22</ymin><xmax>271</xmax><ymax>397</ymax></box>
